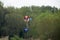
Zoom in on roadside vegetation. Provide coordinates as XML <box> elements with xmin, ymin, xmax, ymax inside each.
<box><xmin>0</xmin><ymin>1</ymin><xmax>60</xmax><ymax>40</ymax></box>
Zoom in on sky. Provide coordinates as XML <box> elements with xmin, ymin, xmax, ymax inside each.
<box><xmin>0</xmin><ymin>0</ymin><xmax>60</xmax><ymax>8</ymax></box>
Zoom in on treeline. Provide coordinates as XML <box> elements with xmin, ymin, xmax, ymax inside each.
<box><xmin>0</xmin><ymin>1</ymin><xmax>60</xmax><ymax>40</ymax></box>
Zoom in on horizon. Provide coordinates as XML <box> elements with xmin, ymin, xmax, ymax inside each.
<box><xmin>0</xmin><ymin>0</ymin><xmax>60</xmax><ymax>8</ymax></box>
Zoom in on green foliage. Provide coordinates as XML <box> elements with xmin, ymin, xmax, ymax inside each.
<box><xmin>0</xmin><ymin>1</ymin><xmax>60</xmax><ymax>40</ymax></box>
<box><xmin>11</xmin><ymin>35</ymin><xmax>23</xmax><ymax>40</ymax></box>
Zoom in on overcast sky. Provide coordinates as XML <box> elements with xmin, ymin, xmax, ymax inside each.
<box><xmin>0</xmin><ymin>0</ymin><xmax>60</xmax><ymax>8</ymax></box>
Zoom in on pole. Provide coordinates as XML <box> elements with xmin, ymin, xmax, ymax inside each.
<box><xmin>26</xmin><ymin>22</ymin><xmax>29</xmax><ymax>28</ymax></box>
<box><xmin>24</xmin><ymin>16</ymin><xmax>30</xmax><ymax>40</ymax></box>
<box><xmin>24</xmin><ymin>22</ymin><xmax>28</xmax><ymax>40</ymax></box>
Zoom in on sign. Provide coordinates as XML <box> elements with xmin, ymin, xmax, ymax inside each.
<box><xmin>24</xmin><ymin>28</ymin><xmax>29</xmax><ymax>32</ymax></box>
<box><xmin>24</xmin><ymin>18</ymin><xmax>29</xmax><ymax>22</ymax></box>
<box><xmin>24</xmin><ymin>16</ymin><xmax>29</xmax><ymax>20</ymax></box>
<box><xmin>24</xmin><ymin>16</ymin><xmax>30</xmax><ymax>22</ymax></box>
<box><xmin>29</xmin><ymin>17</ymin><xmax>32</xmax><ymax>21</ymax></box>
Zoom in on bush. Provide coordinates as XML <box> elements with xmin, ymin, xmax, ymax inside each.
<box><xmin>11</xmin><ymin>35</ymin><xmax>23</xmax><ymax>40</ymax></box>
